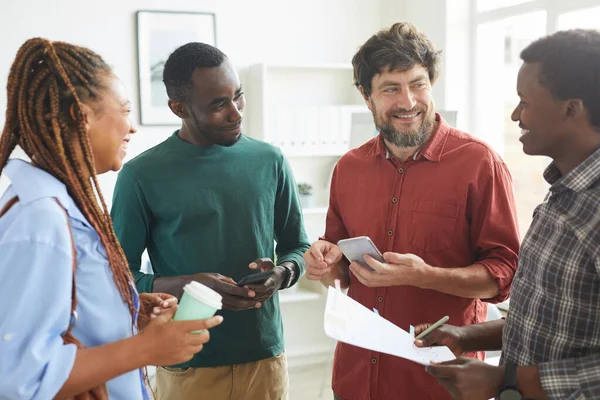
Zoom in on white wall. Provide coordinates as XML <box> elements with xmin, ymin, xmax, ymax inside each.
<box><xmin>1</xmin><ymin>0</ymin><xmax>476</xmax><ymax>195</ymax></box>
<box><xmin>379</xmin><ymin>0</ymin><xmax>471</xmax><ymax>131</ymax></box>
<box><xmin>0</xmin><ymin>0</ymin><xmax>384</xmax><ymax>203</ymax></box>
<box><xmin>380</xmin><ymin>0</ymin><xmax>448</xmax><ymax>109</ymax></box>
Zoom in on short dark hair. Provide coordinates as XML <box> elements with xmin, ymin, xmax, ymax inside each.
<box><xmin>521</xmin><ymin>29</ymin><xmax>600</xmax><ymax>129</ymax></box>
<box><xmin>163</xmin><ymin>42</ymin><xmax>227</xmax><ymax>101</ymax></box>
<box><xmin>352</xmin><ymin>22</ymin><xmax>442</xmax><ymax>97</ymax></box>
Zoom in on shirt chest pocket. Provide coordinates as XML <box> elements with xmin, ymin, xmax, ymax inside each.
<box><xmin>72</xmin><ymin>222</ymin><xmax>109</xmax><ymax>263</ymax></box>
<box><xmin>409</xmin><ymin>200</ymin><xmax>459</xmax><ymax>253</ymax></box>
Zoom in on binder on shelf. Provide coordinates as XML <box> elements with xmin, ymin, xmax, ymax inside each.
<box><xmin>340</xmin><ymin>105</ymin><xmax>371</xmax><ymax>151</ymax></box>
<box><xmin>275</xmin><ymin>106</ymin><xmax>294</xmax><ymax>149</ymax></box>
<box><xmin>294</xmin><ymin>106</ymin><xmax>319</xmax><ymax>153</ymax></box>
<box><xmin>266</xmin><ymin>105</ymin><xmax>279</xmax><ymax>145</ymax></box>
<box><xmin>349</xmin><ymin>112</ymin><xmax>377</xmax><ymax>149</ymax></box>
<box><xmin>318</xmin><ymin>106</ymin><xmax>342</xmax><ymax>154</ymax></box>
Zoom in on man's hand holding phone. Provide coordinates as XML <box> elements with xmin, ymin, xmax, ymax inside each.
<box><xmin>189</xmin><ymin>272</ymin><xmax>259</xmax><ymax>311</ymax></box>
<box><xmin>333</xmin><ymin>236</ymin><xmax>433</xmax><ymax>288</ymax></box>
<box><xmin>242</xmin><ymin>258</ymin><xmax>287</xmax><ymax>305</ymax></box>
<box><xmin>350</xmin><ymin>251</ymin><xmax>432</xmax><ymax>288</ymax></box>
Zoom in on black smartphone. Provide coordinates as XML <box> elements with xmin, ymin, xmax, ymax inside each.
<box><xmin>236</xmin><ymin>270</ymin><xmax>275</xmax><ymax>287</ymax></box>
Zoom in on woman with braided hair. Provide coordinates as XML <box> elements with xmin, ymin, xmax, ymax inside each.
<box><xmin>0</xmin><ymin>38</ymin><xmax>223</xmax><ymax>399</ymax></box>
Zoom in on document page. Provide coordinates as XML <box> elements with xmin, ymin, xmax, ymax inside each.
<box><xmin>324</xmin><ymin>287</ymin><xmax>455</xmax><ymax>366</ymax></box>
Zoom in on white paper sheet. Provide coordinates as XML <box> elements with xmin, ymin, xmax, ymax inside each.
<box><xmin>324</xmin><ymin>287</ymin><xmax>456</xmax><ymax>366</ymax></box>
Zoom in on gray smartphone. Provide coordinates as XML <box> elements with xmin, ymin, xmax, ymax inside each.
<box><xmin>337</xmin><ymin>236</ymin><xmax>384</xmax><ymax>271</ymax></box>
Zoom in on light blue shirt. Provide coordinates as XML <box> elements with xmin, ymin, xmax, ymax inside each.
<box><xmin>0</xmin><ymin>160</ymin><xmax>148</xmax><ymax>400</ymax></box>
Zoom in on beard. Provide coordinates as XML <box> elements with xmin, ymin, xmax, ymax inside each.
<box><xmin>373</xmin><ymin>104</ymin><xmax>436</xmax><ymax>148</ymax></box>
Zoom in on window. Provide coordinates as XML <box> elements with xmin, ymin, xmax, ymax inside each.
<box><xmin>474</xmin><ymin>11</ymin><xmax>548</xmax><ymax>234</ymax></box>
<box><xmin>558</xmin><ymin>5</ymin><xmax>600</xmax><ymax>29</ymax></box>
<box><xmin>477</xmin><ymin>0</ymin><xmax>534</xmax><ymax>12</ymax></box>
<box><xmin>470</xmin><ymin>0</ymin><xmax>600</xmax><ymax>235</ymax></box>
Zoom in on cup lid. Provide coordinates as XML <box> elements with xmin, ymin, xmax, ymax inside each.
<box><xmin>183</xmin><ymin>281</ymin><xmax>223</xmax><ymax>309</ymax></box>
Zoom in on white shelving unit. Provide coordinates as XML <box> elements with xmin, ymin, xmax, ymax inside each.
<box><xmin>280</xmin><ymin>288</ymin><xmax>321</xmax><ymax>304</ymax></box>
<box><xmin>243</xmin><ymin>63</ymin><xmax>376</xmax><ymax>369</ymax></box>
<box><xmin>244</xmin><ymin>63</ymin><xmax>373</xmax><ymax>155</ymax></box>
<box><xmin>302</xmin><ymin>207</ymin><xmax>329</xmax><ymax>216</ymax></box>
<box><xmin>244</xmin><ymin>62</ymin><xmax>376</xmax><ymax>241</ymax></box>
<box><xmin>280</xmin><ymin>283</ymin><xmax>333</xmax><ymax>370</ymax></box>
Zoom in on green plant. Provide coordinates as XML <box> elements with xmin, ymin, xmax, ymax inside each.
<box><xmin>297</xmin><ymin>182</ymin><xmax>312</xmax><ymax>196</ymax></box>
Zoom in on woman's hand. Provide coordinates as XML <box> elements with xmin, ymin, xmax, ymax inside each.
<box><xmin>138</xmin><ymin>293</ymin><xmax>178</xmax><ymax>330</ymax></box>
<box><xmin>138</xmin><ymin>307</ymin><xmax>224</xmax><ymax>366</ymax></box>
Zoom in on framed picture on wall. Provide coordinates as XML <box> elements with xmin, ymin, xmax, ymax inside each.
<box><xmin>136</xmin><ymin>10</ymin><xmax>216</xmax><ymax>125</ymax></box>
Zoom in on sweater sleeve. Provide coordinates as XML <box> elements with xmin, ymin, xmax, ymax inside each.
<box><xmin>273</xmin><ymin>151</ymin><xmax>310</xmax><ymax>285</ymax></box>
<box><xmin>111</xmin><ymin>164</ymin><xmax>156</xmax><ymax>293</ymax></box>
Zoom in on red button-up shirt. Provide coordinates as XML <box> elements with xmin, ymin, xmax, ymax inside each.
<box><xmin>324</xmin><ymin>115</ymin><xmax>520</xmax><ymax>400</ymax></box>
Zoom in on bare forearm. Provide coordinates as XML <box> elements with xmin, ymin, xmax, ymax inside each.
<box><xmin>55</xmin><ymin>335</ymin><xmax>149</xmax><ymax>399</ymax></box>
<box><xmin>153</xmin><ymin>275</ymin><xmax>191</xmax><ymax>299</ymax></box>
<box><xmin>460</xmin><ymin>319</ymin><xmax>505</xmax><ymax>353</ymax></box>
<box><xmin>320</xmin><ymin>260</ymin><xmax>350</xmax><ymax>289</ymax></box>
<box><xmin>422</xmin><ymin>263</ymin><xmax>499</xmax><ymax>298</ymax></box>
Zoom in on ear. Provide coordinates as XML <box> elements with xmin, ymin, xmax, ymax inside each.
<box><xmin>168</xmin><ymin>99</ymin><xmax>188</xmax><ymax>119</ymax></box>
<box><xmin>359</xmin><ymin>86</ymin><xmax>373</xmax><ymax>111</ymax></box>
<box><xmin>565</xmin><ymin>99</ymin><xmax>584</xmax><ymax>120</ymax></box>
<box><xmin>70</xmin><ymin>102</ymin><xmax>91</xmax><ymax>131</ymax></box>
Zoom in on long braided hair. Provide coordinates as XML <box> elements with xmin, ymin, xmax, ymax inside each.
<box><xmin>0</xmin><ymin>38</ymin><xmax>137</xmax><ymax>330</ymax></box>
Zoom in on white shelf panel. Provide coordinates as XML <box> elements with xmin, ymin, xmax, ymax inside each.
<box><xmin>285</xmin><ymin>343</ymin><xmax>334</xmax><ymax>369</ymax></box>
<box><xmin>283</xmin><ymin>150</ymin><xmax>347</xmax><ymax>157</ymax></box>
<box><xmin>303</xmin><ymin>207</ymin><xmax>328</xmax><ymax>215</ymax></box>
<box><xmin>263</xmin><ymin>62</ymin><xmax>353</xmax><ymax>70</ymax></box>
<box><xmin>280</xmin><ymin>289</ymin><xmax>321</xmax><ymax>304</ymax></box>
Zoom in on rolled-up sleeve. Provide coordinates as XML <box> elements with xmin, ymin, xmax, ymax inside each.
<box><xmin>0</xmin><ymin>240</ymin><xmax>77</xmax><ymax>399</ymax></box>
<box><xmin>470</xmin><ymin>160</ymin><xmax>520</xmax><ymax>302</ymax></box>
<box><xmin>538</xmin><ymin>353</ymin><xmax>600</xmax><ymax>399</ymax></box>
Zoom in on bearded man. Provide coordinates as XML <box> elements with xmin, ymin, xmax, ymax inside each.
<box><xmin>303</xmin><ymin>22</ymin><xmax>521</xmax><ymax>400</ymax></box>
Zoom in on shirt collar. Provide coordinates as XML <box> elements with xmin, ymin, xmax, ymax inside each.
<box><xmin>545</xmin><ymin>147</ymin><xmax>600</xmax><ymax>193</ymax></box>
<box><xmin>4</xmin><ymin>159</ymin><xmax>93</xmax><ymax>229</ymax></box>
<box><xmin>367</xmin><ymin>113</ymin><xmax>449</xmax><ymax>162</ymax></box>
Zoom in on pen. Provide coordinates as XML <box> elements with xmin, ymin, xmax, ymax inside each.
<box><xmin>415</xmin><ymin>315</ymin><xmax>449</xmax><ymax>340</ymax></box>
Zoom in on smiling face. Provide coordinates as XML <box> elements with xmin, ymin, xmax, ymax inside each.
<box><xmin>84</xmin><ymin>73</ymin><xmax>136</xmax><ymax>174</ymax></box>
<box><xmin>511</xmin><ymin>62</ymin><xmax>571</xmax><ymax>159</ymax></box>
<box><xmin>364</xmin><ymin>64</ymin><xmax>436</xmax><ymax>148</ymax></box>
<box><xmin>170</xmin><ymin>59</ymin><xmax>245</xmax><ymax>147</ymax></box>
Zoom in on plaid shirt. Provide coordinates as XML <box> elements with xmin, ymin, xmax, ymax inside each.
<box><xmin>503</xmin><ymin>148</ymin><xmax>600</xmax><ymax>399</ymax></box>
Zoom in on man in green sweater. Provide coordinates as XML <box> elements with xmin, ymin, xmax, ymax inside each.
<box><xmin>111</xmin><ymin>42</ymin><xmax>310</xmax><ymax>400</ymax></box>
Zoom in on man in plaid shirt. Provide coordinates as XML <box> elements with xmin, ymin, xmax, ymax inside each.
<box><xmin>415</xmin><ymin>29</ymin><xmax>600</xmax><ymax>400</ymax></box>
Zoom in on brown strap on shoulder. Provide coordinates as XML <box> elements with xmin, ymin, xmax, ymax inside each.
<box><xmin>52</xmin><ymin>199</ymin><xmax>109</xmax><ymax>400</ymax></box>
<box><xmin>0</xmin><ymin>195</ymin><xmax>78</xmax><ymax>335</ymax></box>
<box><xmin>1</xmin><ymin>195</ymin><xmax>107</xmax><ymax>399</ymax></box>
<box><xmin>0</xmin><ymin>197</ymin><xmax>76</xmax><ymax>277</ymax></box>
<box><xmin>0</xmin><ymin>196</ymin><xmax>19</xmax><ymax>218</ymax></box>
<box><xmin>53</xmin><ymin>198</ymin><xmax>78</xmax><ymax>336</ymax></box>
